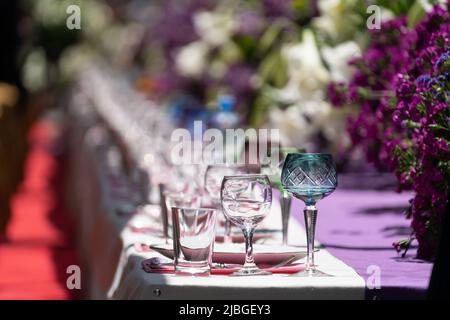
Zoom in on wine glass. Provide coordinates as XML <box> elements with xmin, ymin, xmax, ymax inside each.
<box><xmin>221</xmin><ymin>174</ymin><xmax>272</xmax><ymax>276</ymax></box>
<box><xmin>204</xmin><ymin>165</ymin><xmax>250</xmax><ymax>242</ymax></box>
<box><xmin>261</xmin><ymin>147</ymin><xmax>304</xmax><ymax>245</ymax></box>
<box><xmin>281</xmin><ymin>153</ymin><xmax>337</xmax><ymax>276</ymax></box>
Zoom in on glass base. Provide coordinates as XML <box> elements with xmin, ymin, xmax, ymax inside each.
<box><xmin>175</xmin><ymin>264</ymin><xmax>210</xmax><ymax>276</ymax></box>
<box><xmin>231</xmin><ymin>266</ymin><xmax>272</xmax><ymax>276</ymax></box>
<box><xmin>294</xmin><ymin>268</ymin><xmax>331</xmax><ymax>277</ymax></box>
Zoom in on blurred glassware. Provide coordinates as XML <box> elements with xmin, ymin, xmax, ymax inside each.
<box><xmin>172</xmin><ymin>207</ymin><xmax>217</xmax><ymax>276</ymax></box>
<box><xmin>160</xmin><ymin>188</ymin><xmax>202</xmax><ymax>242</ymax></box>
<box><xmin>209</xmin><ymin>95</ymin><xmax>241</xmax><ymax>130</ymax></box>
<box><xmin>281</xmin><ymin>153</ymin><xmax>337</xmax><ymax>277</ymax></box>
<box><xmin>221</xmin><ymin>174</ymin><xmax>272</xmax><ymax>276</ymax></box>
<box><xmin>204</xmin><ymin>164</ymin><xmax>251</xmax><ymax>243</ymax></box>
<box><xmin>261</xmin><ymin>147</ymin><xmax>305</xmax><ymax>245</ymax></box>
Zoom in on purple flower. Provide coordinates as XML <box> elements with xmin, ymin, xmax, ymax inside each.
<box><xmin>147</xmin><ymin>0</ymin><xmax>213</xmax><ymax>55</ymax></box>
<box><xmin>236</xmin><ymin>11</ymin><xmax>265</xmax><ymax>37</ymax></box>
<box><xmin>416</xmin><ymin>74</ymin><xmax>432</xmax><ymax>87</ymax></box>
<box><xmin>436</xmin><ymin>50</ymin><xmax>450</xmax><ymax>69</ymax></box>
<box><xmin>328</xmin><ymin>2</ymin><xmax>450</xmax><ymax>259</ymax></box>
<box><xmin>222</xmin><ymin>64</ymin><xmax>258</xmax><ymax>109</ymax></box>
<box><xmin>327</xmin><ymin>83</ymin><xmax>348</xmax><ymax>107</ymax></box>
<box><xmin>262</xmin><ymin>0</ymin><xmax>294</xmax><ymax>19</ymax></box>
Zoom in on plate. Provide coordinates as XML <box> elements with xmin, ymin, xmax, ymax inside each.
<box><xmin>150</xmin><ymin>243</ymin><xmax>308</xmax><ymax>265</ymax></box>
<box><xmin>214</xmin><ymin>228</ymin><xmax>278</xmax><ymax>243</ymax></box>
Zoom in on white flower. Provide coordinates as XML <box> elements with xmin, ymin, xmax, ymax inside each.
<box><xmin>379</xmin><ymin>8</ymin><xmax>395</xmax><ymax>22</ymax></box>
<box><xmin>322</xmin><ymin>41</ymin><xmax>360</xmax><ymax>83</ymax></box>
<box><xmin>268</xmin><ymin>100</ymin><xmax>332</xmax><ymax>148</ymax></box>
<box><xmin>321</xmin><ymin>109</ymin><xmax>351</xmax><ymax>149</ymax></box>
<box><xmin>268</xmin><ymin>106</ymin><xmax>310</xmax><ymax>147</ymax></box>
<box><xmin>82</xmin><ymin>1</ymin><xmax>114</xmax><ymax>39</ymax></box>
<box><xmin>59</xmin><ymin>44</ymin><xmax>96</xmax><ymax>81</ymax></box>
<box><xmin>317</xmin><ymin>0</ymin><xmax>349</xmax><ymax>16</ymax></box>
<box><xmin>313</xmin><ymin>0</ymin><xmax>360</xmax><ymax>41</ymax></box>
<box><xmin>193</xmin><ymin>10</ymin><xmax>236</xmax><ymax>47</ymax></box>
<box><xmin>276</xmin><ymin>29</ymin><xmax>330</xmax><ymax>103</ymax></box>
<box><xmin>175</xmin><ymin>41</ymin><xmax>209</xmax><ymax>78</ymax></box>
<box><xmin>266</xmin><ymin>29</ymin><xmax>351</xmax><ymax>148</ymax></box>
<box><xmin>418</xmin><ymin>0</ymin><xmax>447</xmax><ymax>12</ymax></box>
<box><xmin>22</xmin><ymin>48</ymin><xmax>48</xmax><ymax>92</ymax></box>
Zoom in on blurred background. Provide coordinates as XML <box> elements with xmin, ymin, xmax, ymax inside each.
<box><xmin>0</xmin><ymin>0</ymin><xmax>448</xmax><ymax>299</ymax></box>
<box><xmin>1</xmin><ymin>0</ymin><xmax>424</xmax><ymax>168</ymax></box>
<box><xmin>0</xmin><ymin>0</ymin><xmax>423</xmax><ymax>229</ymax></box>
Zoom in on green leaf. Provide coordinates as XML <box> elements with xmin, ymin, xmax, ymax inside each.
<box><xmin>416</xmin><ymin>102</ymin><xmax>426</xmax><ymax>115</ymax></box>
<box><xmin>259</xmin><ymin>51</ymin><xmax>288</xmax><ymax>88</ymax></box>
<box><xmin>257</xmin><ymin>23</ymin><xmax>282</xmax><ymax>56</ymax></box>
<box><xmin>429</xmin><ymin>124</ymin><xmax>450</xmax><ymax>132</ymax></box>
<box><xmin>376</xmin><ymin>0</ymin><xmax>416</xmax><ymax>15</ymax></box>
<box><xmin>248</xmin><ymin>92</ymin><xmax>272</xmax><ymax>127</ymax></box>
<box><xmin>407</xmin><ymin>0</ymin><xmax>427</xmax><ymax>28</ymax></box>
<box><xmin>405</xmin><ymin>120</ymin><xmax>421</xmax><ymax>129</ymax></box>
<box><xmin>233</xmin><ymin>35</ymin><xmax>257</xmax><ymax>60</ymax></box>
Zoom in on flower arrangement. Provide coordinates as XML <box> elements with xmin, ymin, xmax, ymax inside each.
<box><xmin>21</xmin><ymin>0</ymin><xmax>429</xmax><ymax>153</ymax></box>
<box><xmin>136</xmin><ymin>0</ymin><xmax>429</xmax><ymax>152</ymax></box>
<box><xmin>136</xmin><ymin>0</ymin><xmax>372</xmax><ymax>149</ymax></box>
<box><xmin>138</xmin><ymin>0</ymin><xmax>305</xmax><ymax>124</ymax></box>
<box><xmin>328</xmin><ymin>2</ymin><xmax>450</xmax><ymax>259</ymax></box>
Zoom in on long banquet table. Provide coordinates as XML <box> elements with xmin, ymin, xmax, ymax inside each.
<box><xmin>66</xmin><ymin>70</ymin><xmax>433</xmax><ymax>300</ymax></box>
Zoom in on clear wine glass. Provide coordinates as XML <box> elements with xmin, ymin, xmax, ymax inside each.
<box><xmin>261</xmin><ymin>147</ymin><xmax>305</xmax><ymax>245</ymax></box>
<box><xmin>204</xmin><ymin>164</ymin><xmax>249</xmax><ymax>242</ymax></box>
<box><xmin>221</xmin><ymin>174</ymin><xmax>272</xmax><ymax>276</ymax></box>
<box><xmin>281</xmin><ymin>153</ymin><xmax>337</xmax><ymax>276</ymax></box>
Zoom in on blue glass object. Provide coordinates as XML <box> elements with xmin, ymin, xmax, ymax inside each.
<box><xmin>282</xmin><ymin>153</ymin><xmax>337</xmax><ymax>206</ymax></box>
<box><xmin>217</xmin><ymin>95</ymin><xmax>235</xmax><ymax>112</ymax></box>
<box><xmin>281</xmin><ymin>153</ymin><xmax>337</xmax><ymax>276</ymax></box>
<box><xmin>209</xmin><ymin>95</ymin><xmax>240</xmax><ymax>129</ymax></box>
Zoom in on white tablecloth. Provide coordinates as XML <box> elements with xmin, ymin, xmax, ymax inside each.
<box><xmin>67</xmin><ymin>121</ymin><xmax>365</xmax><ymax>300</ymax></box>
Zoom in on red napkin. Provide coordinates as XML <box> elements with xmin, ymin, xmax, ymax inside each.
<box><xmin>137</xmin><ymin>244</ymin><xmax>305</xmax><ymax>275</ymax></box>
<box><xmin>134</xmin><ymin>243</ymin><xmax>153</xmax><ymax>252</ymax></box>
<box><xmin>141</xmin><ymin>259</ymin><xmax>304</xmax><ymax>275</ymax></box>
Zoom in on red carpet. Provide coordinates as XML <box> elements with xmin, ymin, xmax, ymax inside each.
<box><xmin>0</xmin><ymin>119</ymin><xmax>80</xmax><ymax>299</ymax></box>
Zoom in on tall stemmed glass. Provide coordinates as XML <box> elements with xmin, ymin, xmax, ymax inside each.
<box><xmin>221</xmin><ymin>175</ymin><xmax>272</xmax><ymax>276</ymax></box>
<box><xmin>204</xmin><ymin>165</ymin><xmax>249</xmax><ymax>242</ymax></box>
<box><xmin>261</xmin><ymin>147</ymin><xmax>304</xmax><ymax>245</ymax></box>
<box><xmin>281</xmin><ymin>153</ymin><xmax>337</xmax><ymax>276</ymax></box>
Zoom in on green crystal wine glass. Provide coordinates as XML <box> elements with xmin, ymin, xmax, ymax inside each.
<box><xmin>281</xmin><ymin>153</ymin><xmax>337</xmax><ymax>276</ymax></box>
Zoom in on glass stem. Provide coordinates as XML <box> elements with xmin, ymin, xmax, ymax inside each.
<box><xmin>280</xmin><ymin>191</ymin><xmax>292</xmax><ymax>245</ymax></box>
<box><xmin>224</xmin><ymin>220</ymin><xmax>232</xmax><ymax>243</ymax></box>
<box><xmin>242</xmin><ymin>227</ymin><xmax>256</xmax><ymax>268</ymax></box>
<box><xmin>304</xmin><ymin>205</ymin><xmax>318</xmax><ymax>273</ymax></box>
<box><xmin>216</xmin><ymin>201</ymin><xmax>232</xmax><ymax>243</ymax></box>
<box><xmin>158</xmin><ymin>184</ymin><xmax>169</xmax><ymax>243</ymax></box>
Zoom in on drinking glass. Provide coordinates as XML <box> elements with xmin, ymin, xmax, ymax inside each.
<box><xmin>221</xmin><ymin>175</ymin><xmax>272</xmax><ymax>276</ymax></box>
<box><xmin>281</xmin><ymin>153</ymin><xmax>337</xmax><ymax>276</ymax></box>
<box><xmin>160</xmin><ymin>188</ymin><xmax>201</xmax><ymax>241</ymax></box>
<box><xmin>261</xmin><ymin>147</ymin><xmax>304</xmax><ymax>245</ymax></box>
<box><xmin>172</xmin><ymin>207</ymin><xmax>217</xmax><ymax>275</ymax></box>
<box><xmin>204</xmin><ymin>165</ymin><xmax>250</xmax><ymax>242</ymax></box>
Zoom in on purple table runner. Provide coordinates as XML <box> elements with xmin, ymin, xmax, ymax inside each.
<box><xmin>291</xmin><ymin>179</ymin><xmax>433</xmax><ymax>300</ymax></box>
